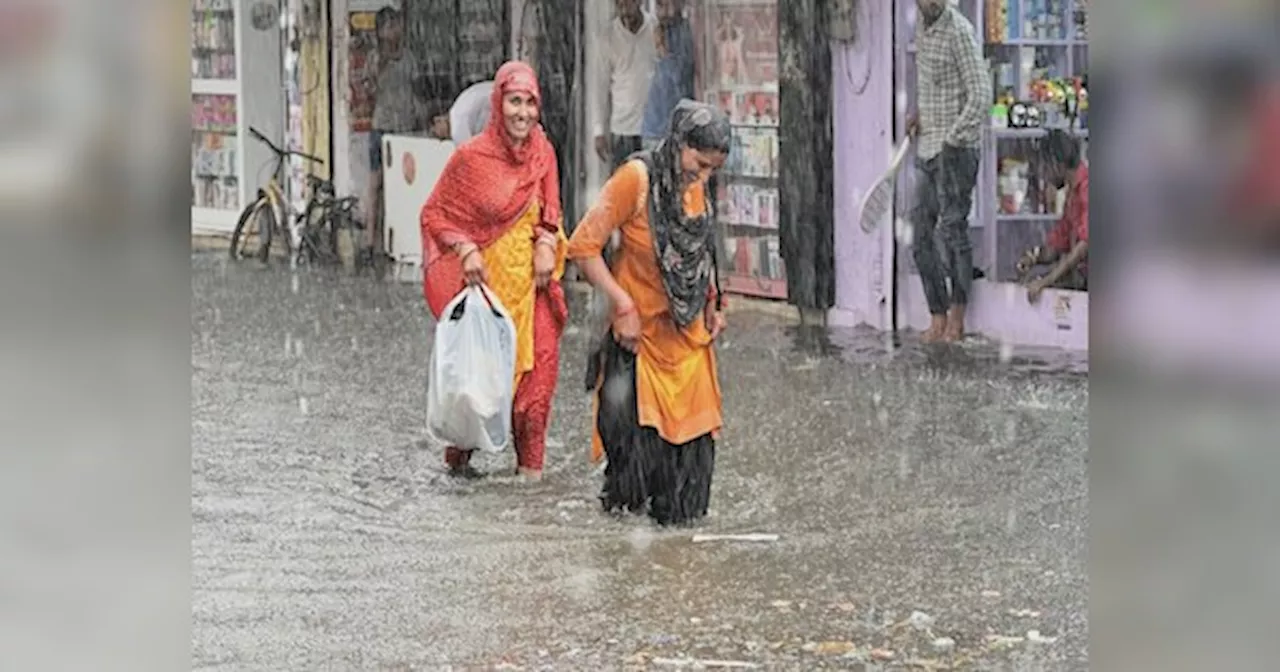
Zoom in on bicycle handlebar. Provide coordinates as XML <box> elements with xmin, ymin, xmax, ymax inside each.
<box><xmin>248</xmin><ymin>126</ymin><xmax>326</xmax><ymax>165</ymax></box>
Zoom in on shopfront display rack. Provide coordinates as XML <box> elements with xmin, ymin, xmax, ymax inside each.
<box><xmin>191</xmin><ymin>0</ymin><xmax>285</xmax><ymax>234</ymax></box>
<box><xmin>983</xmin><ymin>0</ymin><xmax>1089</xmax><ymax>282</ymax></box>
<box><xmin>896</xmin><ymin>0</ymin><xmax>1088</xmax><ymax>285</ymax></box>
<box><xmin>692</xmin><ymin>0</ymin><xmax>786</xmax><ymax>300</ymax></box>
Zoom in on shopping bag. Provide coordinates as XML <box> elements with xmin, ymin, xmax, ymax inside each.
<box><xmin>425</xmin><ymin>285</ymin><xmax>517</xmax><ymax>454</ymax></box>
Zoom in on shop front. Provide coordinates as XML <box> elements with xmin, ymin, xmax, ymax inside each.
<box><xmin>329</xmin><ymin>0</ymin><xmax>509</xmax><ymax>221</ymax></box>
<box><xmin>830</xmin><ymin>0</ymin><xmax>1090</xmax><ymax>351</ymax></box>
<box><xmin>687</xmin><ymin>0</ymin><xmax>787</xmax><ymax>300</ymax></box>
<box><xmin>329</xmin><ymin>0</ymin><xmax>582</xmax><ymax>244</ymax></box>
<box><xmin>191</xmin><ymin>0</ymin><xmax>333</xmax><ymax>237</ymax></box>
<box><xmin>191</xmin><ymin>0</ymin><xmax>288</xmax><ymax>234</ymax></box>
<box><xmin>588</xmin><ymin>0</ymin><xmax>830</xmax><ymax>307</ymax></box>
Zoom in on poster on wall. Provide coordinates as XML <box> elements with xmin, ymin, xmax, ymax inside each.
<box><xmin>694</xmin><ymin>0</ymin><xmax>778</xmax><ymax>93</ymax></box>
<box><xmin>347</xmin><ymin>10</ymin><xmax>379</xmax><ymax>133</ymax></box>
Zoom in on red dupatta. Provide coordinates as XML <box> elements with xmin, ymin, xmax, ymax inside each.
<box><xmin>420</xmin><ymin>61</ymin><xmax>562</xmax><ymax>317</ymax></box>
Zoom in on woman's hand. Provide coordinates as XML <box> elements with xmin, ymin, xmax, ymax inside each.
<box><xmin>460</xmin><ymin>246</ymin><xmax>487</xmax><ymax>286</ymax></box>
<box><xmin>612</xmin><ymin>296</ymin><xmax>641</xmax><ymax>353</ymax></box>
<box><xmin>533</xmin><ymin>242</ymin><xmax>556</xmax><ymax>289</ymax></box>
<box><xmin>705</xmin><ymin>305</ymin><xmax>726</xmax><ymax>340</ymax></box>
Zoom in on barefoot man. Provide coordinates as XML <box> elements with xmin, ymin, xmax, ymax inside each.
<box><xmin>906</xmin><ymin>0</ymin><xmax>988</xmax><ymax>342</ymax></box>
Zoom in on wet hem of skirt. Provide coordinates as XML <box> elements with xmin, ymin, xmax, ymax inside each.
<box><xmin>598</xmin><ymin>427</ymin><xmax>716</xmax><ymax>527</ymax></box>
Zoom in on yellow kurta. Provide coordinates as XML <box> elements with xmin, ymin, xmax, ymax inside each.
<box><xmin>480</xmin><ymin>201</ymin><xmax>568</xmax><ymax>391</ymax></box>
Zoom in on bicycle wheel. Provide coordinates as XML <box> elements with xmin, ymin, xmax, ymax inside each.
<box><xmin>230</xmin><ymin>198</ymin><xmax>274</xmax><ymax>261</ymax></box>
<box><xmin>294</xmin><ymin>200</ymin><xmax>319</xmax><ymax>264</ymax></box>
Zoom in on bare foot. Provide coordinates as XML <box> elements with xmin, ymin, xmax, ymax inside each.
<box><xmin>517</xmin><ymin>467</ymin><xmax>543</xmax><ymax>482</ymax></box>
<box><xmin>942</xmin><ymin>305</ymin><xmax>966</xmax><ymax>342</ymax></box>
<box><xmin>920</xmin><ymin>315</ymin><xmax>947</xmax><ymax>343</ymax></box>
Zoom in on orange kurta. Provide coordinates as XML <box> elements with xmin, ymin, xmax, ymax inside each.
<box><xmin>567</xmin><ymin>160</ymin><xmax>724</xmax><ymax>462</ymax></box>
<box><xmin>482</xmin><ymin>201</ymin><xmax>568</xmax><ymax>391</ymax></box>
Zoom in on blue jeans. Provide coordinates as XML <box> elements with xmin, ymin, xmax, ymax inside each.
<box><xmin>369</xmin><ymin>130</ymin><xmax>388</xmax><ymax>172</ymax></box>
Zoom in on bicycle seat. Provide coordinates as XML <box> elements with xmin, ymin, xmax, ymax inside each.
<box><xmin>307</xmin><ymin>175</ymin><xmax>335</xmax><ymax>194</ymax></box>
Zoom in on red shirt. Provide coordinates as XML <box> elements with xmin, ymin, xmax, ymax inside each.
<box><xmin>1230</xmin><ymin>87</ymin><xmax>1280</xmax><ymax>222</ymax></box>
<box><xmin>1046</xmin><ymin>163</ymin><xmax>1089</xmax><ymax>275</ymax></box>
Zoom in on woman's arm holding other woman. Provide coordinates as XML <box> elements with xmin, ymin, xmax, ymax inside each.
<box><xmin>568</xmin><ymin>161</ymin><xmax>646</xmax><ymax>350</ymax></box>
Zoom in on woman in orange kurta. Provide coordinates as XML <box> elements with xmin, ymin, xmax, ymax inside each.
<box><xmin>568</xmin><ymin>100</ymin><xmax>730</xmax><ymax>526</ymax></box>
<box><xmin>421</xmin><ymin>61</ymin><xmax>568</xmax><ymax>481</ymax></box>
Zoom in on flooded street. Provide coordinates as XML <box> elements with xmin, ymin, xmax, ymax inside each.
<box><xmin>192</xmin><ymin>252</ymin><xmax>1086</xmax><ymax>670</ymax></box>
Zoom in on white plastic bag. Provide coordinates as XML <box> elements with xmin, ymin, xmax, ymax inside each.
<box><xmin>425</xmin><ymin>285</ymin><xmax>517</xmax><ymax>453</ymax></box>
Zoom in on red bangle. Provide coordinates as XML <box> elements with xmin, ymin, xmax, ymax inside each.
<box><xmin>615</xmin><ymin>303</ymin><xmax>636</xmax><ymax>317</ymax></box>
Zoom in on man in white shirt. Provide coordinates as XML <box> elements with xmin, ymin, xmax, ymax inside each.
<box><xmin>592</xmin><ymin>0</ymin><xmax>658</xmax><ymax>170</ymax></box>
<box><xmin>449</xmin><ymin>79</ymin><xmax>494</xmax><ymax>145</ymax></box>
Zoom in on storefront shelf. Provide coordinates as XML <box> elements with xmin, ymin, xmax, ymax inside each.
<box><xmin>995</xmin><ymin>213</ymin><xmax>1060</xmax><ymax>221</ymax></box>
<box><xmin>725</xmin><ymin>221</ymin><xmax>779</xmax><ymax>231</ymax></box>
<box><xmin>695</xmin><ymin>0</ymin><xmax>785</xmax><ymax>301</ymax></box>
<box><xmin>722</xmin><ymin>273</ymin><xmax>788</xmax><ymax>300</ymax></box>
<box><xmin>190</xmin><ymin>0</ymin><xmax>284</xmax><ymax>234</ymax></box>
<box><xmin>193</xmin><ymin>78</ymin><xmax>238</xmax><ymax>96</ymax></box>
<box><xmin>989</xmin><ymin>38</ymin><xmax>1084</xmax><ymax>47</ymax></box>
<box><xmin>994</xmin><ymin>127</ymin><xmax>1088</xmax><ymax>139</ymax></box>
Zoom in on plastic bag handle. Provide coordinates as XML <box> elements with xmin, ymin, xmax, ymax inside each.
<box><xmin>448</xmin><ymin>284</ymin><xmax>504</xmax><ymax>321</ymax></box>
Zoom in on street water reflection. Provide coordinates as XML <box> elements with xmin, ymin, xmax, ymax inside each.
<box><xmin>192</xmin><ymin>253</ymin><xmax>1086</xmax><ymax>670</ymax></box>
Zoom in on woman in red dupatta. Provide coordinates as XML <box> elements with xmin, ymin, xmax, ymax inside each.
<box><xmin>420</xmin><ymin>61</ymin><xmax>569</xmax><ymax>480</ymax></box>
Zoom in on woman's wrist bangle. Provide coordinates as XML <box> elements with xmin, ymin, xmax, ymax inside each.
<box><xmin>615</xmin><ymin>303</ymin><xmax>636</xmax><ymax>317</ymax></box>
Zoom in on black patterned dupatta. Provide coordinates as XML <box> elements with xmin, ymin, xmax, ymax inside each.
<box><xmin>637</xmin><ymin>99</ymin><xmax>732</xmax><ymax>327</ymax></box>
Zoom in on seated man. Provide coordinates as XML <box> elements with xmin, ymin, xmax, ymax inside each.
<box><xmin>1226</xmin><ymin>81</ymin><xmax>1280</xmax><ymax>250</ymax></box>
<box><xmin>1019</xmin><ymin>129</ymin><xmax>1088</xmax><ymax>303</ymax></box>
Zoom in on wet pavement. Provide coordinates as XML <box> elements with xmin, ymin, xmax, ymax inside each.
<box><xmin>192</xmin><ymin>252</ymin><xmax>1087</xmax><ymax>671</ymax></box>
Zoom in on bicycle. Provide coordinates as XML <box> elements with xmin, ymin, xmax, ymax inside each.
<box><xmin>229</xmin><ymin>126</ymin><xmax>324</xmax><ymax>262</ymax></box>
<box><xmin>294</xmin><ymin>175</ymin><xmax>362</xmax><ymax>266</ymax></box>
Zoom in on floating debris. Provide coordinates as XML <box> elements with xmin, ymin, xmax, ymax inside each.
<box><xmin>650</xmin><ymin>657</ymin><xmax>760</xmax><ymax>669</ymax></box>
<box><xmin>691</xmin><ymin>533</ymin><xmax>779</xmax><ymax>543</ymax></box>
<box><xmin>1027</xmin><ymin>630</ymin><xmax>1058</xmax><ymax>644</ymax></box>
<box><xmin>813</xmin><ymin>641</ymin><xmax>855</xmax><ymax>656</ymax></box>
<box><xmin>907</xmin><ymin>610</ymin><xmax>936</xmax><ymax>631</ymax></box>
<box><xmin>983</xmin><ymin>634</ymin><xmax>1024</xmax><ymax>649</ymax></box>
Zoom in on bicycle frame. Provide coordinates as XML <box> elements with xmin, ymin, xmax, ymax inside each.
<box><xmin>247</xmin><ymin>127</ymin><xmax>323</xmax><ymax>265</ymax></box>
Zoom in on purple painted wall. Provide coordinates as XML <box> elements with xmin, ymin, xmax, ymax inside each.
<box><xmin>829</xmin><ymin>1</ymin><xmax>894</xmax><ymax>330</ymax></box>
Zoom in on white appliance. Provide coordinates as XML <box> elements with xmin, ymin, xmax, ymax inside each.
<box><xmin>380</xmin><ymin>133</ymin><xmax>454</xmax><ymax>282</ymax></box>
